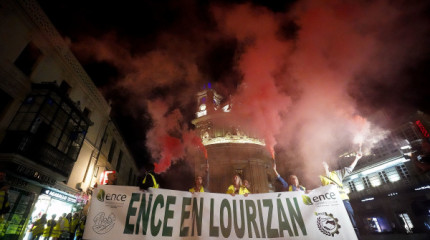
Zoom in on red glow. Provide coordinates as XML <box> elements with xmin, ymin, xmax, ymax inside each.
<box><xmin>416</xmin><ymin>120</ymin><xmax>430</xmax><ymax>138</ymax></box>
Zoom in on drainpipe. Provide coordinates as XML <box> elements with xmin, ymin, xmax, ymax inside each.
<box><xmin>83</xmin><ymin>119</ymin><xmax>110</xmax><ymax>189</ymax></box>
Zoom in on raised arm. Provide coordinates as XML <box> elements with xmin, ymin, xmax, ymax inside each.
<box><xmin>349</xmin><ymin>152</ymin><xmax>363</xmax><ymax>170</ymax></box>
<box><xmin>273</xmin><ymin>163</ymin><xmax>289</xmax><ymax>190</ymax></box>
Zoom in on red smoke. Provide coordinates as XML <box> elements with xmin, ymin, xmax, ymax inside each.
<box><xmin>70</xmin><ymin>0</ymin><xmax>430</xmax><ymax>181</ymax></box>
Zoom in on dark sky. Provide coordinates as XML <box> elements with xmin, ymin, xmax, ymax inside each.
<box><xmin>37</xmin><ymin>0</ymin><xmax>430</xmax><ymax>188</ymax></box>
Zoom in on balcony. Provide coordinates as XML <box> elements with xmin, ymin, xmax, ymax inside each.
<box><xmin>0</xmin><ymin>131</ymin><xmax>75</xmax><ymax>177</ymax></box>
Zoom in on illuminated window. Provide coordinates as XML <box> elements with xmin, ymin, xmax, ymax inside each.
<box><xmin>398</xmin><ymin>213</ymin><xmax>414</xmax><ymax>233</ymax></box>
<box><xmin>386</xmin><ymin>167</ymin><xmax>400</xmax><ymax>182</ymax></box>
<box><xmin>196</xmin><ymin>110</ymin><xmax>207</xmax><ymax>118</ymax></box>
<box><xmin>355</xmin><ymin>180</ymin><xmax>365</xmax><ymax>191</ymax></box>
<box><xmin>369</xmin><ymin>173</ymin><xmax>381</xmax><ymax>187</ymax></box>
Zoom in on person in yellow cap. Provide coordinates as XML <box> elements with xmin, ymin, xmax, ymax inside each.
<box><xmin>320</xmin><ymin>151</ymin><xmax>362</xmax><ymax>239</ymax></box>
<box><xmin>189</xmin><ymin>162</ymin><xmax>209</xmax><ymax>193</ymax></box>
<box><xmin>226</xmin><ymin>174</ymin><xmax>250</xmax><ymax>196</ymax></box>
<box><xmin>30</xmin><ymin>213</ymin><xmax>47</xmax><ymax>240</ymax></box>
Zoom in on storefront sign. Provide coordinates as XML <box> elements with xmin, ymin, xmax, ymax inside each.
<box><xmin>42</xmin><ymin>188</ymin><xmax>77</xmax><ymax>203</ymax></box>
<box><xmin>84</xmin><ymin>185</ymin><xmax>357</xmax><ymax>240</ymax></box>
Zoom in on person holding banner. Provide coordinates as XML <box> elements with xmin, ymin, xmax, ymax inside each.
<box><xmin>273</xmin><ymin>163</ymin><xmax>306</xmax><ymax>192</ymax></box>
<box><xmin>189</xmin><ymin>162</ymin><xmax>209</xmax><ymax>193</ymax></box>
<box><xmin>243</xmin><ymin>179</ymin><xmax>251</xmax><ymax>193</ymax></box>
<box><xmin>226</xmin><ymin>174</ymin><xmax>250</xmax><ymax>196</ymax></box>
<box><xmin>321</xmin><ymin>151</ymin><xmax>362</xmax><ymax>239</ymax></box>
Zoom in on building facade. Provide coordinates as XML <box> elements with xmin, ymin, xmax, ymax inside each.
<box><xmin>192</xmin><ymin>84</ymin><xmax>275</xmax><ymax>193</ymax></box>
<box><xmin>340</xmin><ymin>112</ymin><xmax>430</xmax><ymax>235</ymax></box>
<box><xmin>0</xmin><ymin>0</ymin><xmax>138</xmax><ymax>239</ymax></box>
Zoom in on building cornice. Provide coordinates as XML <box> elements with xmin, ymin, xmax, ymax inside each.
<box><xmin>16</xmin><ymin>0</ymin><xmax>110</xmax><ymax>114</ymax></box>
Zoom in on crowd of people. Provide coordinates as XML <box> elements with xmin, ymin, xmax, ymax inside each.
<box><xmin>28</xmin><ymin>212</ymin><xmax>86</xmax><ymax>240</ymax></box>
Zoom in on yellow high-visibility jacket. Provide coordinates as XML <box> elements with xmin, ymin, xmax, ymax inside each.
<box><xmin>42</xmin><ymin>219</ymin><xmax>56</xmax><ymax>237</ymax></box>
<box><xmin>31</xmin><ymin>218</ymin><xmax>46</xmax><ymax>236</ymax></box>
<box><xmin>226</xmin><ymin>185</ymin><xmax>250</xmax><ymax>195</ymax></box>
<box><xmin>320</xmin><ymin>170</ymin><xmax>350</xmax><ymax>200</ymax></box>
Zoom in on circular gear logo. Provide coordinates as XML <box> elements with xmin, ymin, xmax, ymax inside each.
<box><xmin>315</xmin><ymin>212</ymin><xmax>341</xmax><ymax>237</ymax></box>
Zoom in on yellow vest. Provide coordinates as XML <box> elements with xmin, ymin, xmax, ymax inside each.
<box><xmin>288</xmin><ymin>185</ymin><xmax>306</xmax><ymax>192</ymax></box>
<box><xmin>320</xmin><ymin>171</ymin><xmax>349</xmax><ymax>200</ymax></box>
<box><xmin>70</xmin><ymin>217</ymin><xmax>79</xmax><ymax>233</ymax></box>
<box><xmin>42</xmin><ymin>219</ymin><xmax>56</xmax><ymax>237</ymax></box>
<box><xmin>31</xmin><ymin>218</ymin><xmax>46</xmax><ymax>235</ymax></box>
<box><xmin>75</xmin><ymin>221</ymin><xmax>85</xmax><ymax>237</ymax></box>
<box><xmin>226</xmin><ymin>185</ymin><xmax>250</xmax><ymax>195</ymax></box>
<box><xmin>189</xmin><ymin>186</ymin><xmax>204</xmax><ymax>193</ymax></box>
<box><xmin>142</xmin><ymin>173</ymin><xmax>159</xmax><ymax>188</ymax></box>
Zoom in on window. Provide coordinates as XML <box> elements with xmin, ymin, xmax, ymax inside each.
<box><xmin>354</xmin><ymin>179</ymin><xmax>365</xmax><ymax>191</ymax></box>
<box><xmin>348</xmin><ymin>181</ymin><xmax>357</xmax><ymax>192</ymax></box>
<box><xmin>116</xmin><ymin>150</ymin><xmax>123</xmax><ymax>172</ymax></box>
<box><xmin>362</xmin><ymin>176</ymin><xmax>371</xmax><ymax>189</ymax></box>
<box><xmin>386</xmin><ymin>167</ymin><xmax>401</xmax><ymax>182</ymax></box>
<box><xmin>14</xmin><ymin>42</ymin><xmax>41</xmax><ymax>76</ymax></box>
<box><xmin>108</xmin><ymin>139</ymin><xmax>116</xmax><ymax>163</ymax></box>
<box><xmin>398</xmin><ymin>213</ymin><xmax>414</xmax><ymax>233</ymax></box>
<box><xmin>396</xmin><ymin>164</ymin><xmax>410</xmax><ymax>180</ymax></box>
<box><xmin>366</xmin><ymin>217</ymin><xmax>382</xmax><ymax>233</ymax></box>
<box><xmin>368</xmin><ymin>173</ymin><xmax>381</xmax><ymax>187</ymax></box>
<box><xmin>378</xmin><ymin>171</ymin><xmax>389</xmax><ymax>184</ymax></box>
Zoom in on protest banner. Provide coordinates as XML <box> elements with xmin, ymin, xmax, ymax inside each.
<box><xmin>84</xmin><ymin>185</ymin><xmax>357</xmax><ymax>239</ymax></box>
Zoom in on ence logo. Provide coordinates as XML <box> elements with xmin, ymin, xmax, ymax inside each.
<box><xmin>97</xmin><ymin>189</ymin><xmax>105</xmax><ymax>202</ymax></box>
<box><xmin>302</xmin><ymin>192</ymin><xmax>337</xmax><ymax>205</ymax></box>
<box><xmin>315</xmin><ymin>212</ymin><xmax>341</xmax><ymax>237</ymax></box>
<box><xmin>96</xmin><ymin>189</ymin><xmax>127</xmax><ymax>202</ymax></box>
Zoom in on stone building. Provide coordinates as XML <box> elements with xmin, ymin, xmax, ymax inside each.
<box><xmin>339</xmin><ymin>111</ymin><xmax>430</xmax><ymax>235</ymax></box>
<box><xmin>191</xmin><ymin>84</ymin><xmax>274</xmax><ymax>193</ymax></box>
<box><xmin>0</xmin><ymin>0</ymin><xmax>138</xmax><ymax>238</ymax></box>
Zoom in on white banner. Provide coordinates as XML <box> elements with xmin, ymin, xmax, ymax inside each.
<box><xmin>84</xmin><ymin>185</ymin><xmax>357</xmax><ymax>240</ymax></box>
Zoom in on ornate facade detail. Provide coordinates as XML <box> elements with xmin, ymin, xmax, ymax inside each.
<box><xmin>17</xmin><ymin>0</ymin><xmax>109</xmax><ymax>111</ymax></box>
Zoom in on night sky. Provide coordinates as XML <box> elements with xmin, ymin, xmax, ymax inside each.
<box><xmin>37</xmin><ymin>0</ymin><xmax>430</xmax><ymax>188</ymax></box>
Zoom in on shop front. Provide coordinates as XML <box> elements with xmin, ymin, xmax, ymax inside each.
<box><xmin>22</xmin><ymin>188</ymin><xmax>77</xmax><ymax>240</ymax></box>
